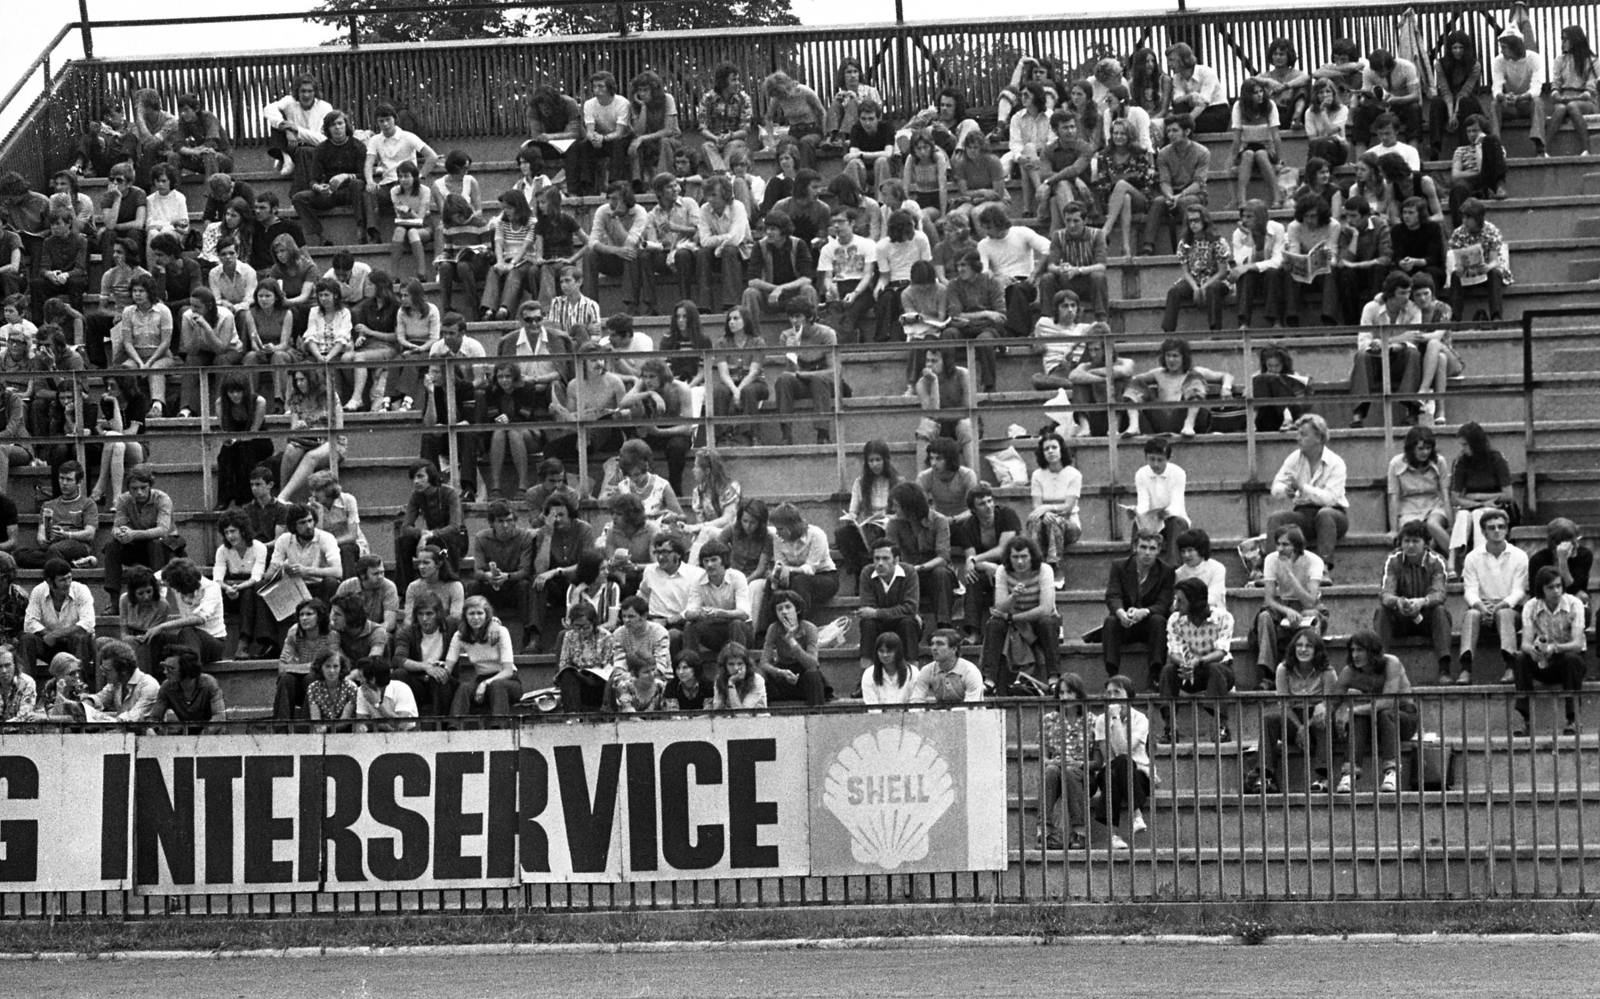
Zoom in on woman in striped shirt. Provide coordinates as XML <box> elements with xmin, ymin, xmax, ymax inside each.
<box><xmin>480</xmin><ymin>190</ymin><xmax>534</xmax><ymax>322</ymax></box>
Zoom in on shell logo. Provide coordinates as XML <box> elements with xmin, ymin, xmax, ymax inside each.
<box><xmin>821</xmin><ymin>728</ymin><xmax>956</xmax><ymax>870</ymax></box>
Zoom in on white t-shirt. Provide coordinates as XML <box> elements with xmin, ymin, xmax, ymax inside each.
<box><xmin>874</xmin><ymin>232</ymin><xmax>933</xmax><ymax>283</ymax></box>
<box><xmin>1262</xmin><ymin>549</ymin><xmax>1326</xmax><ymax>602</ymax></box>
<box><xmin>1030</xmin><ymin>466</ymin><xmax>1083</xmax><ymax>528</ymax></box>
<box><xmin>355</xmin><ymin>680</ymin><xmax>418</xmax><ymax>729</ymax></box>
<box><xmin>1135</xmin><ymin>462</ymin><xmax>1188</xmax><ymax>523</ymax></box>
<box><xmin>1373</xmin><ymin>139</ymin><xmax>1422</xmax><ymax>173</ymax></box>
<box><xmin>366</xmin><ymin>128</ymin><xmax>430</xmax><ymax>185</ymax></box>
<box><xmin>1033</xmin><ymin>318</ymin><xmax>1092</xmax><ymax>372</ymax></box>
<box><xmin>817</xmin><ymin>234</ymin><xmax>877</xmax><ymax>284</ymax></box>
<box><xmin>978</xmin><ymin>226</ymin><xmax>1051</xmax><ymax>282</ymax></box>
<box><xmin>1175</xmin><ymin>558</ymin><xmax>1228</xmax><ymax>610</ymax></box>
<box><xmin>860</xmin><ymin>666</ymin><xmax>917</xmax><ymax>705</ymax></box>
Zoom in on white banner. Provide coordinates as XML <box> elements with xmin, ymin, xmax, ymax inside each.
<box><xmin>0</xmin><ymin>731</ymin><xmax>136</xmax><ymax>893</ymax></box>
<box><xmin>0</xmin><ymin>710</ymin><xmax>1003</xmax><ymax>894</ymax></box>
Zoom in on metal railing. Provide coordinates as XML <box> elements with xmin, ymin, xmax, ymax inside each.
<box><xmin>0</xmin><ymin>687</ymin><xmax>1594</xmax><ymax>916</ymax></box>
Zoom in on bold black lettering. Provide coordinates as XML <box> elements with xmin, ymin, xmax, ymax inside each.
<box><xmin>625</xmin><ymin>742</ymin><xmax>658</xmax><ymax>872</ymax></box>
<box><xmin>727</xmin><ymin>739</ymin><xmax>778</xmax><ymax>869</ymax></box>
<box><xmin>555</xmin><ymin>743</ymin><xmax>621</xmax><ymax>873</ymax></box>
<box><xmin>0</xmin><ymin>756</ymin><xmax>39</xmax><ymax>882</ymax></box>
<box><xmin>243</xmin><ymin>756</ymin><xmax>295</xmax><ymax>885</ymax></box>
<box><xmin>486</xmin><ymin>750</ymin><xmax>518</xmax><ymax>879</ymax></box>
<box><xmin>367</xmin><ymin>753</ymin><xmax>430</xmax><ymax>881</ymax></box>
<box><xmin>517</xmin><ymin>748</ymin><xmax>549</xmax><ymax>874</ymax></box>
<box><xmin>194</xmin><ymin>756</ymin><xmax>241</xmax><ymax>885</ymax></box>
<box><xmin>660</xmin><ymin>741</ymin><xmax>724</xmax><ymax>871</ymax></box>
<box><xmin>321</xmin><ymin>755</ymin><xmax>364</xmax><ymax>883</ymax></box>
<box><xmin>134</xmin><ymin>756</ymin><xmax>194</xmax><ymax>886</ymax></box>
<box><xmin>296</xmin><ymin>755</ymin><xmax>325</xmax><ymax>883</ymax></box>
<box><xmin>433</xmin><ymin>752</ymin><xmax>482</xmax><ymax>881</ymax></box>
<box><xmin>100</xmin><ymin>753</ymin><xmax>131</xmax><ymax>882</ymax></box>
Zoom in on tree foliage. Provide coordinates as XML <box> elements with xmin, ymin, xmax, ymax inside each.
<box><xmin>309</xmin><ymin>0</ymin><xmax>796</xmax><ymax>45</ymax></box>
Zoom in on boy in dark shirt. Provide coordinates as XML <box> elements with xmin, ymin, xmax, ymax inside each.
<box><xmin>740</xmin><ymin>210</ymin><xmax>817</xmax><ymax>320</ymax></box>
<box><xmin>30</xmin><ymin>210</ymin><xmax>88</xmax><ymax>318</ymax></box>
<box><xmin>1040</xmin><ymin>111</ymin><xmax>1094</xmax><ymax>230</ymax></box>
<box><xmin>844</xmin><ymin>100</ymin><xmax>899</xmax><ymax>192</ymax></box>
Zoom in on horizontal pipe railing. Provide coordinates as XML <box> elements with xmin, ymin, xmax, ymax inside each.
<box><xmin>0</xmin><ymin>688</ymin><xmax>1592</xmax><ymax>913</ymax></box>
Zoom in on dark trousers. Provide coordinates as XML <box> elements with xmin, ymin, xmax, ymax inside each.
<box><xmin>1265</xmin><ymin>506</ymin><xmax>1349</xmax><ymax>565</ymax></box>
<box><xmin>1260</xmin><ymin>706</ymin><xmax>1332</xmax><ymax>778</ymax></box>
<box><xmin>774</xmin><ymin>371</ymin><xmax>834</xmax><ymax>443</ymax></box>
<box><xmin>1161</xmin><ymin>279</ymin><xmax>1226</xmax><ymax>332</ymax></box>
<box><xmin>1251</xmin><ymin>372</ymin><xmax>1307</xmax><ymax>431</ymax></box>
<box><xmin>641</xmin><ymin>247</ymin><xmax>696</xmax><ymax>313</ymax></box>
<box><xmin>821</xmin><ymin>279</ymin><xmax>876</xmax><ymax>344</ymax></box>
<box><xmin>1427</xmin><ymin>94</ymin><xmax>1484</xmax><ymax>154</ymax></box>
<box><xmin>940</xmin><ymin>323</ymin><xmax>999</xmax><ymax>393</ymax></box>
<box><xmin>834</xmin><ymin>520</ymin><xmax>885</xmax><ymax>582</ymax></box>
<box><xmin>1334</xmin><ymin>266</ymin><xmax>1386</xmax><ymax>327</ymax></box>
<box><xmin>764</xmin><ymin>664</ymin><xmax>829</xmax><ymax>706</ymax></box>
<box><xmin>468</xmin><ymin>578</ymin><xmax>531</xmax><ymax>627</ymax></box>
<box><xmin>980</xmin><ymin>615</ymin><xmax>1061</xmax><ymax>693</ymax></box>
<box><xmin>394</xmin><ymin>527</ymin><xmax>466</xmax><ymax>591</ymax></box>
<box><xmin>18</xmin><ymin>628</ymin><xmax>93</xmax><ymax>681</ymax></box>
<box><xmin>859</xmin><ymin>614</ymin><xmax>922</xmax><ymax>662</ymax></box>
<box><xmin>1001</xmin><ymin>280</ymin><xmax>1037</xmax><ymax>336</ymax></box>
<box><xmin>1157</xmin><ymin>659</ymin><xmax>1236</xmax><ymax>734</ymax></box>
<box><xmin>570</xmin><ymin>139</ymin><xmax>631</xmax><ymax>196</ymax></box>
<box><xmin>556</xmin><ymin>666</ymin><xmax>608</xmax><ymax>712</ymax></box>
<box><xmin>1036</xmin><ymin>270</ymin><xmax>1110</xmax><ymax>321</ymax></box>
<box><xmin>1101</xmin><ymin>612</ymin><xmax>1168</xmax><ymax>689</ymax></box>
<box><xmin>1235</xmin><ymin>268</ymin><xmax>1284</xmax><ymax>327</ymax></box>
<box><xmin>1349</xmin><ymin>100</ymin><xmax>1423</xmax><ymax>145</ymax></box>
<box><xmin>449</xmin><ymin>672</ymin><xmax>524</xmax><ymax>717</ymax></box>
<box><xmin>402</xmin><ymin>668</ymin><xmax>455</xmax><ymax>717</ymax></box>
<box><xmin>1513</xmin><ymin>650</ymin><xmax>1587</xmax><ymax>727</ymax></box>
<box><xmin>1093</xmin><ymin>754</ymin><xmax>1151</xmax><ymax>826</ymax></box>
<box><xmin>917</xmin><ymin>565</ymin><xmax>959</xmax><ymax>627</ymax></box>
<box><xmin>291</xmin><ymin>180</ymin><xmax>367</xmax><ymax>243</ymax></box>
<box><xmin>1450</xmin><ymin>271</ymin><xmax>1504</xmax><ymax>321</ymax></box>
<box><xmin>104</xmin><ymin>536</ymin><xmax>170</xmax><ymax>601</ymax></box>
<box><xmin>695</xmin><ymin>245</ymin><xmax>746</xmax><ymax>312</ymax></box>
<box><xmin>272</xmin><ymin>670</ymin><xmax>311</xmax><ymax>720</ymax></box>
<box><xmin>1346</xmin><ymin>702</ymin><xmax>1421</xmax><ymax>770</ymax></box>
<box><xmin>1375</xmin><ymin>604</ymin><xmax>1453</xmax><ymax>667</ymax></box>
<box><xmin>150</xmin><ymin>625</ymin><xmax>226</xmax><ymax>667</ymax></box>
<box><xmin>638</xmin><ymin>431</ymin><xmax>693</xmax><ymax>496</ymax></box>
<box><xmin>683</xmin><ymin>617</ymin><xmax>751</xmax><ymax>658</ymax></box>
<box><xmin>1285</xmin><ymin>271</ymin><xmax>1338</xmax><ymax>325</ymax></box>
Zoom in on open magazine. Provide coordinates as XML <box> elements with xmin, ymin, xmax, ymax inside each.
<box><xmin>1449</xmin><ymin>243</ymin><xmax>1490</xmax><ymax>286</ymax></box>
<box><xmin>1284</xmin><ymin>243</ymin><xmax>1331</xmax><ymax>284</ymax></box>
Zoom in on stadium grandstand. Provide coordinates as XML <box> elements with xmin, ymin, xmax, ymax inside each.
<box><xmin>2</xmin><ymin>0</ymin><xmax>1600</xmax><ymax>913</ymax></box>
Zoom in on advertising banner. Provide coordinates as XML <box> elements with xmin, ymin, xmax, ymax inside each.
<box><xmin>0</xmin><ymin>709</ymin><xmax>1003</xmax><ymax>895</ymax></box>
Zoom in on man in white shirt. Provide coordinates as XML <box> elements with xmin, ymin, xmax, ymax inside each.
<box><xmin>911</xmin><ymin>629</ymin><xmax>984</xmax><ymax>702</ymax></box>
<box><xmin>641</xmin><ymin>172</ymin><xmax>702</xmax><ymax>312</ymax></box>
<box><xmin>639</xmin><ymin>533</ymin><xmax>705</xmax><ymax>655</ymax></box>
<box><xmin>268</xmin><ymin>504</ymin><xmax>342</xmax><ymax>603</ymax></box>
<box><xmin>975</xmin><ymin>202</ymin><xmax>1050</xmax><ymax>336</ymax></box>
<box><xmin>208</xmin><ymin>238</ymin><xmax>257</xmax><ymax>316</ymax></box>
<box><xmin>87</xmin><ymin>639</ymin><xmax>161</xmax><ymax>722</ymax></box>
<box><xmin>695</xmin><ymin>174</ymin><xmax>752</xmax><ymax>312</ymax></box>
<box><xmin>325</xmin><ymin>252</ymin><xmax>374</xmax><ymax>306</ymax></box>
<box><xmin>1267</xmin><ymin>414</ymin><xmax>1349</xmax><ymax>574</ymax></box>
<box><xmin>19</xmin><ymin>558</ymin><xmax>95</xmax><ymax>678</ymax></box>
<box><xmin>422</xmin><ymin>313</ymin><xmax>489</xmax><ymax>500</ymax></box>
<box><xmin>355</xmin><ymin>661</ymin><xmax>419</xmax><ymax>732</ymax></box>
<box><xmin>683</xmin><ymin>540</ymin><xmax>751</xmax><ymax>658</ymax></box>
<box><xmin>362</xmin><ymin>102</ymin><xmax>439</xmax><ymax>244</ymax></box>
<box><xmin>816</xmin><ymin>209</ymin><xmax>878</xmax><ymax>343</ymax></box>
<box><xmin>1461</xmin><ymin>507</ymin><xmax>1529</xmax><ymax>684</ymax></box>
<box><xmin>148</xmin><ymin>557</ymin><xmax>228</xmax><ymax>666</ymax></box>
<box><xmin>261</xmin><ymin>74</ymin><xmax>332</xmax><ymax>184</ymax></box>
<box><xmin>1134</xmin><ymin>437</ymin><xmax>1189</xmax><ymax>556</ymax></box>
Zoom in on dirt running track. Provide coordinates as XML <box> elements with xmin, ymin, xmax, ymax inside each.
<box><xmin>7</xmin><ymin>940</ymin><xmax>1596</xmax><ymax>998</ymax></box>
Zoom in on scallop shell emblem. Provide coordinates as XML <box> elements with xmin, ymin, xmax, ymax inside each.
<box><xmin>822</xmin><ymin>727</ymin><xmax>956</xmax><ymax>870</ymax></box>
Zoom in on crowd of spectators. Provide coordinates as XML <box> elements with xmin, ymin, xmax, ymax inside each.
<box><xmin>0</xmin><ymin>20</ymin><xmax>1587</xmax><ymax>809</ymax></box>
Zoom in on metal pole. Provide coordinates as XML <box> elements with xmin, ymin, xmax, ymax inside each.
<box><xmin>894</xmin><ymin>0</ymin><xmax>910</xmax><ymax>113</ymax></box>
<box><xmin>77</xmin><ymin>0</ymin><xmax>93</xmax><ymax>59</ymax></box>
<box><xmin>616</xmin><ymin>3</ymin><xmax>629</xmax><ymax>36</ymax></box>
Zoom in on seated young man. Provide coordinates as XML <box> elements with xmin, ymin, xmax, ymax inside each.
<box><xmin>19</xmin><ymin>558</ymin><xmax>96</xmax><ymax>681</ymax></box>
<box><xmin>1156</xmin><ymin>577</ymin><xmax>1236</xmax><ymax>743</ymax></box>
<box><xmin>974</xmin><ymin>202</ymin><xmax>1050</xmax><ymax>337</ymax></box>
<box><xmin>155</xmin><ymin>645</ymin><xmax>226</xmax><ymax>732</ymax></box>
<box><xmin>740</xmin><ymin>210</ymin><xmax>817</xmax><ymax>321</ymax></box>
<box><xmin>1100</xmin><ymin>530</ymin><xmax>1176</xmax><ymax>692</ymax></box>
<box><xmin>1376</xmin><ymin>519</ymin><xmax>1455</xmax><ymax>683</ymax></box>
<box><xmin>1459</xmin><ymin>506</ymin><xmax>1528</xmax><ymax>684</ymax></box>
<box><xmin>682</xmin><ymin>539</ymin><xmax>752</xmax><ymax>659</ymax></box>
<box><xmin>468</xmin><ymin>500</ymin><xmax>535</xmax><ymax>642</ymax></box>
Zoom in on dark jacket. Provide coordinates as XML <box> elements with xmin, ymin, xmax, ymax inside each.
<box><xmin>1104</xmin><ymin>555</ymin><xmax>1176</xmax><ymax>617</ymax></box>
<box><xmin>494</xmin><ymin>325</ymin><xmax>574</xmax><ymax>386</ymax></box>
<box><xmin>857</xmin><ymin>563</ymin><xmax>921</xmax><ymax>623</ymax></box>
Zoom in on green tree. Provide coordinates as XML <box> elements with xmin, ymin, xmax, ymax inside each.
<box><xmin>310</xmin><ymin>0</ymin><xmax>530</xmax><ymax>43</ymax></box>
<box><xmin>309</xmin><ymin>0</ymin><xmax>797</xmax><ymax>45</ymax></box>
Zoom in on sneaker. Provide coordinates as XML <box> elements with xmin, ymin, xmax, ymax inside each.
<box><xmin>1216</xmin><ymin>724</ymin><xmax>1231</xmax><ymax>743</ymax></box>
<box><xmin>1132</xmin><ymin>811</ymin><xmax>1147</xmax><ymax>835</ymax></box>
<box><xmin>72</xmin><ymin>555</ymin><xmax>97</xmax><ymax>569</ymax></box>
<box><xmin>1454</xmin><ymin>670</ymin><xmax>1472</xmax><ymax>685</ymax></box>
<box><xmin>1065</xmin><ymin>832</ymin><xmax>1088</xmax><ymax>851</ymax></box>
<box><xmin>1379</xmin><ymin>769</ymin><xmax>1398</xmax><ymax>793</ymax></box>
<box><xmin>1110</xmin><ymin>833</ymin><xmax>1131</xmax><ymax>851</ymax></box>
<box><xmin>1309</xmin><ymin>777</ymin><xmax>1330</xmax><ymax>792</ymax></box>
<box><xmin>1335</xmin><ymin>772</ymin><xmax>1354</xmax><ymax>793</ymax></box>
<box><xmin>1500</xmin><ymin>669</ymin><xmax>1515</xmax><ymax>683</ymax></box>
